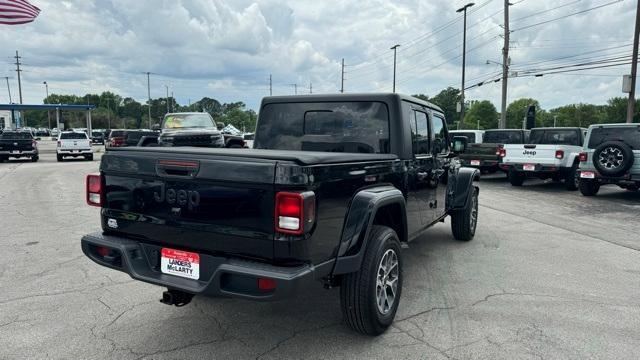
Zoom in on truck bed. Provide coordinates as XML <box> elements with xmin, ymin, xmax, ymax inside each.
<box><xmin>108</xmin><ymin>147</ymin><xmax>398</xmax><ymax>166</ymax></box>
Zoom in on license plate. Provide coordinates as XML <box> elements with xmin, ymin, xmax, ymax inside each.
<box><xmin>470</xmin><ymin>160</ymin><xmax>480</xmax><ymax>166</ymax></box>
<box><xmin>523</xmin><ymin>164</ymin><xmax>535</xmax><ymax>171</ymax></box>
<box><xmin>580</xmin><ymin>171</ymin><xmax>595</xmax><ymax>179</ymax></box>
<box><xmin>161</xmin><ymin>248</ymin><xmax>200</xmax><ymax>280</ymax></box>
<box><xmin>10</xmin><ymin>150</ymin><xmax>19</xmax><ymax>154</ymax></box>
<box><xmin>72</xmin><ymin>150</ymin><xmax>79</xmax><ymax>153</ymax></box>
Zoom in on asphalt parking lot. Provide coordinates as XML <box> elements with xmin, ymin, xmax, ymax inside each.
<box><xmin>1</xmin><ymin>146</ymin><xmax>639</xmax><ymax>360</ymax></box>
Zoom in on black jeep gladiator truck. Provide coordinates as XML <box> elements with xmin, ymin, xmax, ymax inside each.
<box><xmin>0</xmin><ymin>130</ymin><xmax>39</xmax><ymax>162</ymax></box>
<box><xmin>458</xmin><ymin>129</ymin><xmax>529</xmax><ymax>173</ymax></box>
<box><xmin>81</xmin><ymin>93</ymin><xmax>479</xmax><ymax>335</ymax></box>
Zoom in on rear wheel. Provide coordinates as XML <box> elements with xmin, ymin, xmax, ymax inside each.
<box><xmin>56</xmin><ymin>154</ymin><xmax>63</xmax><ymax>162</ymax></box>
<box><xmin>85</xmin><ymin>154</ymin><xmax>94</xmax><ymax>161</ymax></box>
<box><xmin>340</xmin><ymin>225</ymin><xmax>402</xmax><ymax>335</ymax></box>
<box><xmin>31</xmin><ymin>156</ymin><xmax>39</xmax><ymax>162</ymax></box>
<box><xmin>564</xmin><ymin>162</ymin><xmax>579</xmax><ymax>191</ymax></box>
<box><xmin>508</xmin><ymin>170</ymin><xmax>525</xmax><ymax>186</ymax></box>
<box><xmin>579</xmin><ymin>179</ymin><xmax>600</xmax><ymax>196</ymax></box>
<box><xmin>451</xmin><ymin>186</ymin><xmax>478</xmax><ymax>241</ymax></box>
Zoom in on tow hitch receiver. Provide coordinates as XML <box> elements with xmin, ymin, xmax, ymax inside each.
<box><xmin>160</xmin><ymin>289</ymin><xmax>194</xmax><ymax>307</ymax></box>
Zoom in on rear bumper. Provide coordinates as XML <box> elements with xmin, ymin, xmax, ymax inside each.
<box><xmin>459</xmin><ymin>158</ymin><xmax>501</xmax><ymax>171</ymax></box>
<box><xmin>578</xmin><ymin>170</ymin><xmax>640</xmax><ymax>184</ymax></box>
<box><xmin>502</xmin><ymin>163</ymin><xmax>569</xmax><ymax>174</ymax></box>
<box><xmin>81</xmin><ymin>232</ymin><xmax>316</xmax><ymax>301</ymax></box>
<box><xmin>58</xmin><ymin>149</ymin><xmax>92</xmax><ymax>155</ymax></box>
<box><xmin>0</xmin><ymin>150</ymin><xmax>37</xmax><ymax>157</ymax></box>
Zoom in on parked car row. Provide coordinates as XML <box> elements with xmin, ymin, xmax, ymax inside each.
<box><xmin>452</xmin><ymin>123</ymin><xmax>640</xmax><ymax>196</ymax></box>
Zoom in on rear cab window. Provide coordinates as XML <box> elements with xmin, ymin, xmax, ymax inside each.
<box><xmin>530</xmin><ymin>129</ymin><xmax>581</xmax><ymax>146</ymax></box>
<box><xmin>483</xmin><ymin>130</ymin><xmax>523</xmax><ymax>144</ymax></box>
<box><xmin>0</xmin><ymin>131</ymin><xmax>33</xmax><ymax>140</ymax></box>
<box><xmin>587</xmin><ymin>126</ymin><xmax>640</xmax><ymax>149</ymax></box>
<box><xmin>452</xmin><ymin>132</ymin><xmax>476</xmax><ymax>143</ymax></box>
<box><xmin>255</xmin><ymin>101</ymin><xmax>390</xmax><ymax>154</ymax></box>
<box><xmin>60</xmin><ymin>132</ymin><xmax>88</xmax><ymax>140</ymax></box>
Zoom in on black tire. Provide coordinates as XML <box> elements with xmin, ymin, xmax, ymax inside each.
<box><xmin>508</xmin><ymin>169</ymin><xmax>525</xmax><ymax>186</ymax></box>
<box><xmin>579</xmin><ymin>178</ymin><xmax>600</xmax><ymax>196</ymax></box>
<box><xmin>451</xmin><ymin>186</ymin><xmax>479</xmax><ymax>241</ymax></box>
<box><xmin>593</xmin><ymin>141</ymin><xmax>634</xmax><ymax>177</ymax></box>
<box><xmin>229</xmin><ymin>144</ymin><xmax>243</xmax><ymax>148</ymax></box>
<box><xmin>340</xmin><ymin>225</ymin><xmax>402</xmax><ymax>336</ymax></box>
<box><xmin>564</xmin><ymin>162</ymin><xmax>579</xmax><ymax>191</ymax></box>
<box><xmin>31</xmin><ymin>156</ymin><xmax>39</xmax><ymax>162</ymax></box>
<box><xmin>56</xmin><ymin>154</ymin><xmax>63</xmax><ymax>162</ymax></box>
<box><xmin>0</xmin><ymin>156</ymin><xmax>7</xmax><ymax>163</ymax></box>
<box><xmin>85</xmin><ymin>155</ymin><xmax>94</xmax><ymax>161</ymax></box>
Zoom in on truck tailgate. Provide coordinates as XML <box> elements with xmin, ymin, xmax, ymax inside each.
<box><xmin>459</xmin><ymin>143</ymin><xmax>500</xmax><ymax>161</ymax></box>
<box><xmin>100</xmin><ymin>149</ymin><xmax>278</xmax><ymax>261</ymax></box>
<box><xmin>503</xmin><ymin>144</ymin><xmax>560</xmax><ymax>166</ymax></box>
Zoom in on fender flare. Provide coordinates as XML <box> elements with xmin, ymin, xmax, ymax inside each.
<box><xmin>450</xmin><ymin>166</ymin><xmax>480</xmax><ymax>210</ymax></box>
<box><xmin>331</xmin><ymin>186</ymin><xmax>406</xmax><ymax>276</ymax></box>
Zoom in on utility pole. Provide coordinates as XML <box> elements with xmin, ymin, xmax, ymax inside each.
<box><xmin>500</xmin><ymin>0</ymin><xmax>510</xmax><ymax>129</ymax></box>
<box><xmin>341</xmin><ymin>58</ymin><xmax>345</xmax><ymax>93</ymax></box>
<box><xmin>14</xmin><ymin>51</ymin><xmax>23</xmax><ymax>104</ymax></box>
<box><xmin>290</xmin><ymin>83</ymin><xmax>297</xmax><ymax>95</ymax></box>
<box><xmin>456</xmin><ymin>3</ymin><xmax>475</xmax><ymax>129</ymax></box>
<box><xmin>627</xmin><ymin>0</ymin><xmax>640</xmax><ymax>123</ymax></box>
<box><xmin>553</xmin><ymin>115</ymin><xmax>558</xmax><ymax>127</ymax></box>
<box><xmin>165</xmin><ymin>84</ymin><xmax>170</xmax><ymax>114</ymax></box>
<box><xmin>43</xmin><ymin>81</ymin><xmax>50</xmax><ymax>129</ymax></box>
<box><xmin>269</xmin><ymin>74</ymin><xmax>273</xmax><ymax>96</ymax></box>
<box><xmin>145</xmin><ymin>72</ymin><xmax>152</xmax><ymax>128</ymax></box>
<box><xmin>4</xmin><ymin>77</ymin><xmax>11</xmax><ymax>103</ymax></box>
<box><xmin>171</xmin><ymin>91</ymin><xmax>174</xmax><ymax>112</ymax></box>
<box><xmin>309</xmin><ymin>82</ymin><xmax>312</xmax><ymax>94</ymax></box>
<box><xmin>107</xmin><ymin>97</ymin><xmax>111</xmax><ymax>129</ymax></box>
<box><xmin>390</xmin><ymin>45</ymin><xmax>400</xmax><ymax>93</ymax></box>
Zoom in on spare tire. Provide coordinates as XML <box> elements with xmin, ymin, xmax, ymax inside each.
<box><xmin>593</xmin><ymin>140</ymin><xmax>634</xmax><ymax>176</ymax></box>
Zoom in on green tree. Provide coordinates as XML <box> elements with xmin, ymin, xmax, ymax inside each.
<box><xmin>506</xmin><ymin>98</ymin><xmax>539</xmax><ymax>128</ymax></box>
<box><xmin>463</xmin><ymin>100</ymin><xmax>498</xmax><ymax>129</ymax></box>
<box><xmin>429</xmin><ymin>87</ymin><xmax>461</xmax><ymax>125</ymax></box>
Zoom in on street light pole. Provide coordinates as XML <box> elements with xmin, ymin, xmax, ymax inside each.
<box><xmin>456</xmin><ymin>2</ymin><xmax>475</xmax><ymax>130</ymax></box>
<box><xmin>390</xmin><ymin>44</ymin><xmax>400</xmax><ymax>93</ymax></box>
<box><xmin>43</xmin><ymin>81</ymin><xmax>50</xmax><ymax>129</ymax></box>
<box><xmin>4</xmin><ymin>77</ymin><xmax>11</xmax><ymax>103</ymax></box>
<box><xmin>146</xmin><ymin>72</ymin><xmax>152</xmax><ymax>128</ymax></box>
<box><xmin>165</xmin><ymin>84</ymin><xmax>170</xmax><ymax>114</ymax></box>
<box><xmin>627</xmin><ymin>0</ymin><xmax>640</xmax><ymax>123</ymax></box>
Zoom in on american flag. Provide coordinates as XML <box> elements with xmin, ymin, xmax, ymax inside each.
<box><xmin>0</xmin><ymin>0</ymin><xmax>40</xmax><ymax>25</ymax></box>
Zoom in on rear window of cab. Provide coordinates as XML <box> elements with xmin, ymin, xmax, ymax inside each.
<box><xmin>587</xmin><ymin>126</ymin><xmax>640</xmax><ymax>149</ymax></box>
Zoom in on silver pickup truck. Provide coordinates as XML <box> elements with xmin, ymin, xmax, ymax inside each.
<box><xmin>502</xmin><ymin>127</ymin><xmax>586</xmax><ymax>190</ymax></box>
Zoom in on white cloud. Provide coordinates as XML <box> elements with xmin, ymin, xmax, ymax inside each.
<box><xmin>0</xmin><ymin>0</ymin><xmax>635</xmax><ymax>112</ymax></box>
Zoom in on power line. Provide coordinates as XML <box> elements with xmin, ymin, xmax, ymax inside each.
<box><xmin>511</xmin><ymin>0</ymin><xmax>625</xmax><ymax>32</ymax></box>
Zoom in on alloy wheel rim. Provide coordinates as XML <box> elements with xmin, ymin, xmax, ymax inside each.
<box><xmin>376</xmin><ymin>249</ymin><xmax>399</xmax><ymax>315</ymax></box>
<box><xmin>598</xmin><ymin>147</ymin><xmax>624</xmax><ymax>169</ymax></box>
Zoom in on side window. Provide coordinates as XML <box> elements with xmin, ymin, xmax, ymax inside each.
<box><xmin>431</xmin><ymin>114</ymin><xmax>449</xmax><ymax>155</ymax></box>
<box><xmin>414</xmin><ymin>111</ymin><xmax>430</xmax><ymax>156</ymax></box>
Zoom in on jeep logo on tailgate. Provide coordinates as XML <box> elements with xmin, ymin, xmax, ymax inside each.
<box><xmin>153</xmin><ymin>184</ymin><xmax>201</xmax><ymax>210</ymax></box>
<box><xmin>523</xmin><ymin>149</ymin><xmax>537</xmax><ymax>156</ymax></box>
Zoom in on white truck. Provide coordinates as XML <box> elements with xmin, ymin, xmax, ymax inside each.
<box><xmin>56</xmin><ymin>131</ymin><xmax>93</xmax><ymax>162</ymax></box>
<box><xmin>502</xmin><ymin>127</ymin><xmax>585</xmax><ymax>190</ymax></box>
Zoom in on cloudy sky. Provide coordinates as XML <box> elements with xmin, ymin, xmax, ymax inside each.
<box><xmin>0</xmin><ymin>0</ymin><xmax>636</xmax><ymax>111</ymax></box>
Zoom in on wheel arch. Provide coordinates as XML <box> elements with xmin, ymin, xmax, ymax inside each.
<box><xmin>332</xmin><ymin>186</ymin><xmax>406</xmax><ymax>276</ymax></box>
<box><xmin>449</xmin><ymin>166</ymin><xmax>480</xmax><ymax>210</ymax></box>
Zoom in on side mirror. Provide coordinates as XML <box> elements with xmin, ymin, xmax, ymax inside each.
<box><xmin>151</xmin><ymin>124</ymin><xmax>161</xmax><ymax>131</ymax></box>
<box><xmin>452</xmin><ymin>136</ymin><xmax>468</xmax><ymax>154</ymax></box>
<box><xmin>216</xmin><ymin>122</ymin><xmax>225</xmax><ymax>131</ymax></box>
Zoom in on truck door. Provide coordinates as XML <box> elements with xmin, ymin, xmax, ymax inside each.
<box><xmin>430</xmin><ymin>113</ymin><xmax>452</xmax><ymax>221</ymax></box>
<box><xmin>406</xmin><ymin>108</ymin><xmax>437</xmax><ymax>237</ymax></box>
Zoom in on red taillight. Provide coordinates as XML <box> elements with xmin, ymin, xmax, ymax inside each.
<box><xmin>579</xmin><ymin>152</ymin><xmax>588</xmax><ymax>162</ymax></box>
<box><xmin>275</xmin><ymin>191</ymin><xmax>315</xmax><ymax>235</ymax></box>
<box><xmin>86</xmin><ymin>173</ymin><xmax>103</xmax><ymax>206</ymax></box>
<box><xmin>96</xmin><ymin>246</ymin><xmax>109</xmax><ymax>257</ymax></box>
<box><xmin>499</xmin><ymin>148</ymin><xmax>506</xmax><ymax>158</ymax></box>
<box><xmin>257</xmin><ymin>277</ymin><xmax>277</xmax><ymax>292</ymax></box>
<box><xmin>110</xmin><ymin>137</ymin><xmax>124</xmax><ymax>147</ymax></box>
<box><xmin>555</xmin><ymin>150</ymin><xmax>564</xmax><ymax>159</ymax></box>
